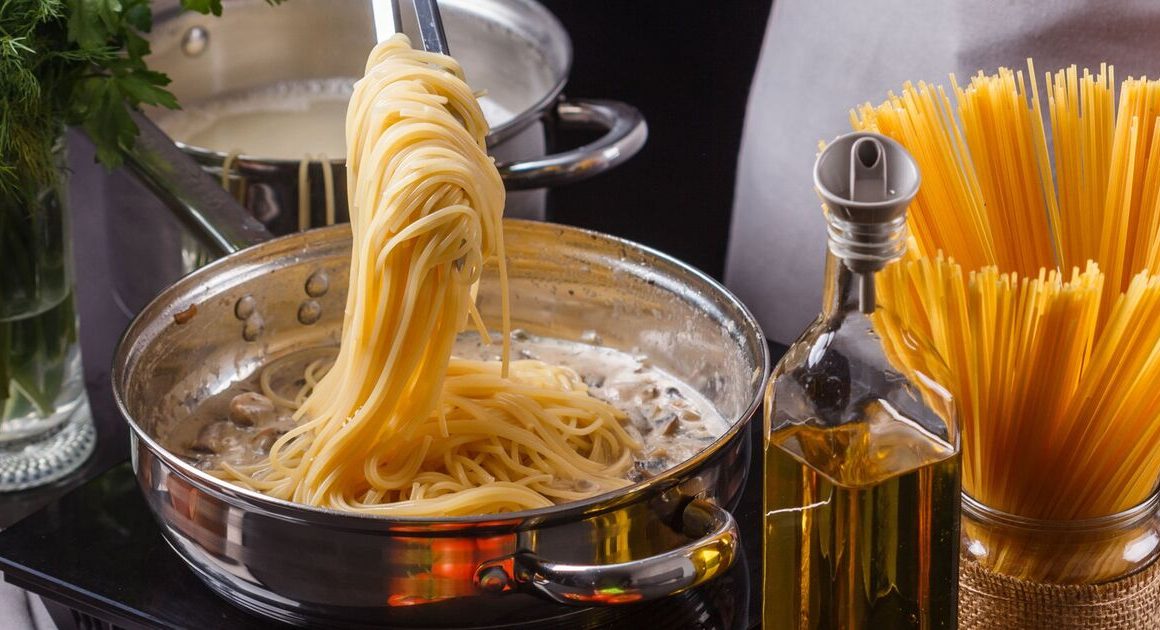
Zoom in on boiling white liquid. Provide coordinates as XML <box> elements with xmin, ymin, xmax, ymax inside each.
<box><xmin>155</xmin><ymin>79</ymin><xmax>516</xmax><ymax>160</ymax></box>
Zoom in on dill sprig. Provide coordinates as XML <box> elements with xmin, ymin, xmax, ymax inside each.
<box><xmin>0</xmin><ymin>0</ymin><xmax>282</xmax><ymax>200</ymax></box>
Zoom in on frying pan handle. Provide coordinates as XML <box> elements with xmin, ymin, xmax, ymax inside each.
<box><xmin>497</xmin><ymin>98</ymin><xmax>648</xmax><ymax>191</ymax></box>
<box><xmin>119</xmin><ymin>111</ymin><xmax>273</xmax><ymax>255</ymax></box>
<box><xmin>476</xmin><ymin>499</ymin><xmax>737</xmax><ymax>605</ymax></box>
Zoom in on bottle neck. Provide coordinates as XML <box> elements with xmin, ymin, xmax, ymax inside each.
<box><xmin>820</xmin><ymin>251</ymin><xmax>861</xmax><ymax>316</ymax></box>
<box><xmin>822</xmin><ymin>209</ymin><xmax>908</xmax><ymax>314</ymax></box>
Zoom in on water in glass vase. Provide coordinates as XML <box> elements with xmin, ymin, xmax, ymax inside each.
<box><xmin>763</xmin><ymin>416</ymin><xmax>960</xmax><ymax>629</ymax></box>
<box><xmin>1</xmin><ymin>291</ymin><xmax>86</xmax><ymax>440</ymax></box>
<box><xmin>0</xmin><ymin>286</ymin><xmax>94</xmax><ymax>490</ymax></box>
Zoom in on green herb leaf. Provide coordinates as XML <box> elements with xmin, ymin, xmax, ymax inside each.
<box><xmin>122</xmin><ymin>2</ymin><xmax>151</xmax><ymax>32</ymax></box>
<box><xmin>180</xmin><ymin>0</ymin><xmax>224</xmax><ymax>16</ymax></box>
<box><xmin>66</xmin><ymin>0</ymin><xmax>123</xmax><ymax>49</ymax></box>
<box><xmin>76</xmin><ymin>76</ymin><xmax>135</xmax><ymax>166</ymax></box>
<box><xmin>117</xmin><ymin>71</ymin><xmax>178</xmax><ymax>109</ymax></box>
<box><xmin>123</xmin><ymin>28</ymin><xmax>149</xmax><ymax>59</ymax></box>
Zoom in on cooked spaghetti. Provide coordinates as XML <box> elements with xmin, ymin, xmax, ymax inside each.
<box><xmin>212</xmin><ymin>35</ymin><xmax>641</xmax><ymax>516</ymax></box>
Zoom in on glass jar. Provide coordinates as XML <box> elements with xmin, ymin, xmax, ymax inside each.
<box><xmin>959</xmin><ymin>490</ymin><xmax>1160</xmax><ymax>629</ymax></box>
<box><xmin>961</xmin><ymin>490</ymin><xmax>1160</xmax><ymax>584</ymax></box>
<box><xmin>0</xmin><ymin>134</ymin><xmax>96</xmax><ymax>490</ymax></box>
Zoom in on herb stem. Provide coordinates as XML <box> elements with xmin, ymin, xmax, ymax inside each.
<box><xmin>0</xmin><ymin>321</ymin><xmax>9</xmax><ymax>406</ymax></box>
<box><xmin>4</xmin><ymin>208</ymin><xmax>43</xmax><ymax>301</ymax></box>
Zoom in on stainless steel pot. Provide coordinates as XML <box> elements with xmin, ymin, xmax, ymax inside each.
<box><xmin>113</xmin><ymin>221</ymin><xmax>768</xmax><ymax>627</ymax></box>
<box><xmin>150</xmin><ymin>0</ymin><xmax>646</xmax><ymax>224</ymax></box>
<box><xmin>106</xmin><ymin>0</ymin><xmax>646</xmax><ymax>318</ymax></box>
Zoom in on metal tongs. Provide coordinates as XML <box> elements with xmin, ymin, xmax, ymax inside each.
<box><xmin>373</xmin><ymin>0</ymin><xmax>450</xmax><ymax>53</ymax></box>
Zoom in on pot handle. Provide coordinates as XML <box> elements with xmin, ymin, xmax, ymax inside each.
<box><xmin>476</xmin><ymin>499</ymin><xmax>737</xmax><ymax>605</ymax></box>
<box><xmin>120</xmin><ymin>111</ymin><xmax>273</xmax><ymax>255</ymax></box>
<box><xmin>497</xmin><ymin>98</ymin><xmax>648</xmax><ymax>191</ymax></box>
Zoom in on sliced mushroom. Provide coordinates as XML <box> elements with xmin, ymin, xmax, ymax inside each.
<box><xmin>609</xmin><ymin>382</ymin><xmax>639</xmax><ymax>403</ymax></box>
<box><xmin>190</xmin><ymin>421</ymin><xmax>230</xmax><ymax>454</ymax></box>
<box><xmin>634</xmin><ymin>456</ymin><xmax>668</xmax><ymax>479</ymax></box>
<box><xmin>545</xmin><ymin>477</ymin><xmax>575</xmax><ymax>491</ymax></box>
<box><xmin>228</xmin><ymin>392</ymin><xmax>276</xmax><ymax>427</ymax></box>
<box><xmin>679</xmin><ymin>408</ymin><xmax>702</xmax><ymax>422</ymax></box>
<box><xmin>581</xmin><ymin>373</ymin><xmax>606</xmax><ymax>388</ymax></box>
<box><xmin>251</xmin><ymin>427</ymin><xmax>285</xmax><ymax>454</ymax></box>
<box><xmin>627</xmin><ymin>410</ymin><xmax>651</xmax><ymax>434</ymax></box>
<box><xmin>573</xmin><ymin>479</ymin><xmax>599</xmax><ymax>494</ymax></box>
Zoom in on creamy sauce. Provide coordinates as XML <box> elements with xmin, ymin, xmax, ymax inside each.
<box><xmin>154</xmin><ymin>78</ymin><xmax>516</xmax><ymax>160</ymax></box>
<box><xmin>164</xmin><ymin>332</ymin><xmax>728</xmax><ymax>483</ymax></box>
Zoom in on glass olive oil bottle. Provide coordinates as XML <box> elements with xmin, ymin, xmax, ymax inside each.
<box><xmin>763</xmin><ymin>134</ymin><xmax>961</xmax><ymax>629</ymax></box>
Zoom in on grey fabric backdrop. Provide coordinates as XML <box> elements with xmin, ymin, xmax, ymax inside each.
<box><xmin>727</xmin><ymin>0</ymin><xmax>1160</xmax><ymax>343</ymax></box>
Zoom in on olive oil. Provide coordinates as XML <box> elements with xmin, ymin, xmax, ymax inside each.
<box><xmin>762</xmin><ymin>133</ymin><xmax>961</xmax><ymax>629</ymax></box>
<box><xmin>763</xmin><ymin>421</ymin><xmax>960</xmax><ymax>629</ymax></box>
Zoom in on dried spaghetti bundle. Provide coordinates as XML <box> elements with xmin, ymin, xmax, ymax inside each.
<box><xmin>852</xmin><ymin>65</ymin><xmax>1160</xmax><ymax>580</ymax></box>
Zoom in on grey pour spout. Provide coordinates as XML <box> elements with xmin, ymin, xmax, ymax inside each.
<box><xmin>813</xmin><ymin>132</ymin><xmax>921</xmax><ymax>313</ymax></box>
<box><xmin>118</xmin><ymin>111</ymin><xmax>272</xmax><ymax>255</ymax></box>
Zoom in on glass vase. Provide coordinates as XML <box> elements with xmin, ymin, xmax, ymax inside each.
<box><xmin>0</xmin><ymin>136</ymin><xmax>96</xmax><ymax>490</ymax></box>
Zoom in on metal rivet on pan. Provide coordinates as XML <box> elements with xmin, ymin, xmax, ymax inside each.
<box><xmin>181</xmin><ymin>26</ymin><xmax>210</xmax><ymax>57</ymax></box>
<box><xmin>234</xmin><ymin>295</ymin><xmax>256</xmax><ymax>320</ymax></box>
<box><xmin>298</xmin><ymin>300</ymin><xmax>322</xmax><ymax>325</ymax></box>
<box><xmin>305</xmin><ymin>270</ymin><xmax>330</xmax><ymax>297</ymax></box>
<box><xmin>476</xmin><ymin>566</ymin><xmax>510</xmax><ymax>593</ymax></box>
<box><xmin>242</xmin><ymin>314</ymin><xmax>264</xmax><ymax>342</ymax></box>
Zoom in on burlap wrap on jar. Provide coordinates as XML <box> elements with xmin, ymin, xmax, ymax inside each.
<box><xmin>959</xmin><ymin>554</ymin><xmax>1160</xmax><ymax>629</ymax></box>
